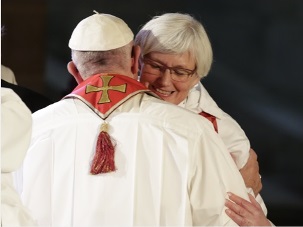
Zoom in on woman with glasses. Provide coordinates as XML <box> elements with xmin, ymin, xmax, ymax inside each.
<box><xmin>135</xmin><ymin>12</ymin><xmax>272</xmax><ymax>226</ymax></box>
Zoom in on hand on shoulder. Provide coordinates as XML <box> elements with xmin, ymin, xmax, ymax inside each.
<box><xmin>225</xmin><ymin>192</ymin><xmax>272</xmax><ymax>226</ymax></box>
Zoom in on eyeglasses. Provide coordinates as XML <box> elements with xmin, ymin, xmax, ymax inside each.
<box><xmin>142</xmin><ymin>57</ymin><xmax>197</xmax><ymax>82</ymax></box>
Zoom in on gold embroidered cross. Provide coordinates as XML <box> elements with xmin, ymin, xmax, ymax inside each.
<box><xmin>86</xmin><ymin>75</ymin><xmax>126</xmax><ymax>103</ymax></box>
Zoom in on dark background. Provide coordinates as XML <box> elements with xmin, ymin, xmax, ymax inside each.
<box><xmin>2</xmin><ymin>0</ymin><xmax>303</xmax><ymax>225</ymax></box>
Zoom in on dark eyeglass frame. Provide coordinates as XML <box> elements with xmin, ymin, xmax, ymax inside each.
<box><xmin>142</xmin><ymin>57</ymin><xmax>197</xmax><ymax>82</ymax></box>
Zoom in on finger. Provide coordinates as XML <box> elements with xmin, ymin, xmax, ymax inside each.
<box><xmin>225</xmin><ymin>208</ymin><xmax>251</xmax><ymax>226</ymax></box>
<box><xmin>227</xmin><ymin>192</ymin><xmax>258</xmax><ymax>214</ymax></box>
<box><xmin>225</xmin><ymin>198</ymin><xmax>251</xmax><ymax>218</ymax></box>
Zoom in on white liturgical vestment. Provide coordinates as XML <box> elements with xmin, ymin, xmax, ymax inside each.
<box><xmin>21</xmin><ymin>74</ymin><xmax>251</xmax><ymax>226</ymax></box>
<box><xmin>179</xmin><ymin>81</ymin><xmax>267</xmax><ymax>214</ymax></box>
<box><xmin>179</xmin><ymin>82</ymin><xmax>250</xmax><ymax>169</ymax></box>
<box><xmin>1</xmin><ymin>88</ymin><xmax>36</xmax><ymax>226</ymax></box>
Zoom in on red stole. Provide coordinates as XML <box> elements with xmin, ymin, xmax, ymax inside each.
<box><xmin>199</xmin><ymin>111</ymin><xmax>218</xmax><ymax>133</ymax></box>
<box><xmin>64</xmin><ymin>73</ymin><xmax>155</xmax><ymax>119</ymax></box>
<box><xmin>64</xmin><ymin>73</ymin><xmax>156</xmax><ymax>174</ymax></box>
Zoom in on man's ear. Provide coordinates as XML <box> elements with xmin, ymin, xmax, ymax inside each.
<box><xmin>131</xmin><ymin>45</ymin><xmax>141</xmax><ymax>75</ymax></box>
<box><xmin>67</xmin><ymin>61</ymin><xmax>83</xmax><ymax>84</ymax></box>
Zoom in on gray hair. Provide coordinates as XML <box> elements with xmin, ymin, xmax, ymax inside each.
<box><xmin>135</xmin><ymin>13</ymin><xmax>213</xmax><ymax>78</ymax></box>
<box><xmin>71</xmin><ymin>42</ymin><xmax>133</xmax><ymax>79</ymax></box>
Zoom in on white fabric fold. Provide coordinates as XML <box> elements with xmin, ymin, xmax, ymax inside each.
<box><xmin>20</xmin><ymin>93</ymin><xmax>253</xmax><ymax>226</ymax></box>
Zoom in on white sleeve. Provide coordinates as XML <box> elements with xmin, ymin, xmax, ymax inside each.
<box><xmin>217</xmin><ymin>112</ymin><xmax>250</xmax><ymax>170</ymax></box>
<box><xmin>1</xmin><ymin>88</ymin><xmax>32</xmax><ymax>172</ymax></box>
<box><xmin>189</xmin><ymin>124</ymin><xmax>250</xmax><ymax>226</ymax></box>
<box><xmin>1</xmin><ymin>88</ymin><xmax>36</xmax><ymax>226</ymax></box>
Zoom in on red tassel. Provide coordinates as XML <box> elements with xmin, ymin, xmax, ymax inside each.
<box><xmin>90</xmin><ymin>122</ymin><xmax>116</xmax><ymax>174</ymax></box>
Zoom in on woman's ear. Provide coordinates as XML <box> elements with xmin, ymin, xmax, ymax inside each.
<box><xmin>67</xmin><ymin>61</ymin><xmax>83</xmax><ymax>84</ymax></box>
<box><xmin>131</xmin><ymin>45</ymin><xmax>141</xmax><ymax>75</ymax></box>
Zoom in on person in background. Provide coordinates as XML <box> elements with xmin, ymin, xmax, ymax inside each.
<box><xmin>135</xmin><ymin>12</ymin><xmax>272</xmax><ymax>226</ymax></box>
<box><xmin>1</xmin><ymin>65</ymin><xmax>53</xmax><ymax>113</ymax></box>
<box><xmin>20</xmin><ymin>12</ymin><xmax>253</xmax><ymax>226</ymax></box>
<box><xmin>1</xmin><ymin>87</ymin><xmax>36</xmax><ymax>226</ymax></box>
<box><xmin>1</xmin><ymin>79</ymin><xmax>53</xmax><ymax>113</ymax></box>
<box><xmin>1</xmin><ymin>65</ymin><xmax>18</xmax><ymax>85</ymax></box>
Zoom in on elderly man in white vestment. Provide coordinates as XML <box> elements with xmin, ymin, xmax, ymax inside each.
<box><xmin>1</xmin><ymin>88</ymin><xmax>36</xmax><ymax>226</ymax></box>
<box><xmin>21</xmin><ymin>12</ymin><xmax>253</xmax><ymax>226</ymax></box>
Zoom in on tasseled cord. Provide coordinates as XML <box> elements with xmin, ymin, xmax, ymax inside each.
<box><xmin>90</xmin><ymin>122</ymin><xmax>116</xmax><ymax>174</ymax></box>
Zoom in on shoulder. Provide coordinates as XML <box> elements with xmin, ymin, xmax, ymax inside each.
<box><xmin>1</xmin><ymin>87</ymin><xmax>31</xmax><ymax>117</ymax></box>
<box><xmin>2</xmin><ymin>87</ymin><xmax>20</xmax><ymax>102</ymax></box>
<box><xmin>189</xmin><ymin>84</ymin><xmax>249</xmax><ymax>144</ymax></box>
<box><xmin>32</xmin><ymin>99</ymin><xmax>76</xmax><ymax>129</ymax></box>
<box><xmin>1</xmin><ymin>65</ymin><xmax>17</xmax><ymax>84</ymax></box>
<box><xmin>193</xmin><ymin>83</ymin><xmax>245</xmax><ymax>130</ymax></box>
<box><xmin>185</xmin><ymin>82</ymin><xmax>224</xmax><ymax>118</ymax></box>
<box><xmin>141</xmin><ymin>94</ymin><xmax>212</xmax><ymax>135</ymax></box>
<box><xmin>33</xmin><ymin>97</ymin><xmax>80</xmax><ymax>116</ymax></box>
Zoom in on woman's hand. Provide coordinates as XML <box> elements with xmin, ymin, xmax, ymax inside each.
<box><xmin>225</xmin><ymin>192</ymin><xmax>272</xmax><ymax>226</ymax></box>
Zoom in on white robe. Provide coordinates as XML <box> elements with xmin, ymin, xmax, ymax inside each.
<box><xmin>1</xmin><ymin>88</ymin><xmax>36</xmax><ymax>226</ymax></box>
<box><xmin>179</xmin><ymin>82</ymin><xmax>250</xmax><ymax>169</ymax></box>
<box><xmin>179</xmin><ymin>81</ymin><xmax>267</xmax><ymax>214</ymax></box>
<box><xmin>21</xmin><ymin>92</ymin><xmax>251</xmax><ymax>226</ymax></box>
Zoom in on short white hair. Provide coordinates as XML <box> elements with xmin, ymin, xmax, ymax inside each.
<box><xmin>71</xmin><ymin>42</ymin><xmax>133</xmax><ymax>79</ymax></box>
<box><xmin>135</xmin><ymin>13</ymin><xmax>213</xmax><ymax>78</ymax></box>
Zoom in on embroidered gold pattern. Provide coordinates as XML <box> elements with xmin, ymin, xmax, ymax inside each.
<box><xmin>86</xmin><ymin>75</ymin><xmax>127</xmax><ymax>103</ymax></box>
